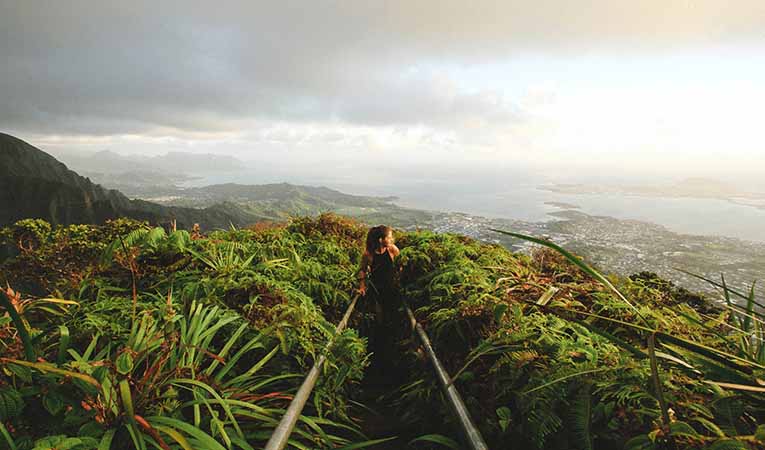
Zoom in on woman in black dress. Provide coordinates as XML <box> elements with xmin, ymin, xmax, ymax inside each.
<box><xmin>357</xmin><ymin>225</ymin><xmax>402</xmax><ymax>369</ymax></box>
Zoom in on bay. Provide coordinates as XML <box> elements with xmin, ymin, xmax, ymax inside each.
<box><xmin>181</xmin><ymin>170</ymin><xmax>765</xmax><ymax>243</ymax></box>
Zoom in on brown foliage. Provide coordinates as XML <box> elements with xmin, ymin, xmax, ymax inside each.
<box><xmin>287</xmin><ymin>213</ymin><xmax>366</xmax><ymax>244</ymax></box>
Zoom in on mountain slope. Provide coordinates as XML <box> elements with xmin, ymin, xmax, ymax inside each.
<box><xmin>0</xmin><ymin>132</ymin><xmax>257</xmax><ymax>228</ymax></box>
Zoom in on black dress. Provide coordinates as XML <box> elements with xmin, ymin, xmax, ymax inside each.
<box><xmin>366</xmin><ymin>248</ymin><xmax>402</xmax><ymax>367</ymax></box>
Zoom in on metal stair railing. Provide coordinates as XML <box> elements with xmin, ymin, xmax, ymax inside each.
<box><xmin>264</xmin><ymin>293</ymin><xmax>360</xmax><ymax>450</ymax></box>
<box><xmin>265</xmin><ymin>293</ymin><xmax>491</xmax><ymax>450</ymax></box>
<box><xmin>404</xmin><ymin>302</ymin><xmax>490</xmax><ymax>450</ymax></box>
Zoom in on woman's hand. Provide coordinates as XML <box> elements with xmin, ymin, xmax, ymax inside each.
<box><xmin>356</xmin><ymin>284</ymin><xmax>366</xmax><ymax>296</ymax></box>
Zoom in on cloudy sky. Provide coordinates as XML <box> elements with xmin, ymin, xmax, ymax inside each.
<box><xmin>2</xmin><ymin>1</ymin><xmax>765</xmax><ymax>181</ymax></box>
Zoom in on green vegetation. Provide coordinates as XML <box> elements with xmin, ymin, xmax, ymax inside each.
<box><xmin>1</xmin><ymin>214</ymin><xmax>765</xmax><ymax>449</ymax></box>
<box><xmin>138</xmin><ymin>182</ymin><xmax>436</xmax><ymax>230</ymax></box>
<box><xmin>395</xmin><ymin>229</ymin><xmax>765</xmax><ymax>449</ymax></box>
<box><xmin>0</xmin><ymin>215</ymin><xmax>370</xmax><ymax>449</ymax></box>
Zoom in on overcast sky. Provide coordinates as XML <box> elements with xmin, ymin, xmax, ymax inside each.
<box><xmin>2</xmin><ymin>1</ymin><xmax>765</xmax><ymax>181</ymax></box>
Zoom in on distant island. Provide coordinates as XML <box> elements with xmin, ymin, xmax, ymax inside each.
<box><xmin>541</xmin><ymin>177</ymin><xmax>765</xmax><ymax>210</ymax></box>
<box><xmin>544</xmin><ymin>201</ymin><xmax>580</xmax><ymax>209</ymax></box>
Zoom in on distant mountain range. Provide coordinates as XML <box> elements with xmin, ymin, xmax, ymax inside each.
<box><xmin>45</xmin><ymin>147</ymin><xmax>248</xmax><ymax>190</ymax></box>
<box><xmin>0</xmin><ymin>133</ymin><xmax>259</xmax><ymax>229</ymax></box>
<box><xmin>0</xmin><ymin>132</ymin><xmax>415</xmax><ymax>230</ymax></box>
<box><xmin>50</xmin><ymin>148</ymin><xmax>246</xmax><ymax>174</ymax></box>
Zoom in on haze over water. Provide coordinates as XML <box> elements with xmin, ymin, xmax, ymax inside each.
<box><xmin>183</xmin><ymin>168</ymin><xmax>765</xmax><ymax>243</ymax></box>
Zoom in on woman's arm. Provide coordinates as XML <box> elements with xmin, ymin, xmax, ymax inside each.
<box><xmin>387</xmin><ymin>243</ymin><xmax>400</xmax><ymax>259</ymax></box>
<box><xmin>357</xmin><ymin>251</ymin><xmax>371</xmax><ymax>295</ymax></box>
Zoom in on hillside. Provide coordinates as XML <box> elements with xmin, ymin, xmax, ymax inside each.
<box><xmin>137</xmin><ymin>181</ymin><xmax>427</xmax><ymax>224</ymax></box>
<box><xmin>1</xmin><ymin>214</ymin><xmax>765</xmax><ymax>449</ymax></box>
<box><xmin>0</xmin><ymin>133</ymin><xmax>259</xmax><ymax>229</ymax></box>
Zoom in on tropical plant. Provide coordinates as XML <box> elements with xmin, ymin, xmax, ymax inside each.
<box><xmin>6</xmin><ymin>214</ymin><xmax>765</xmax><ymax>449</ymax></box>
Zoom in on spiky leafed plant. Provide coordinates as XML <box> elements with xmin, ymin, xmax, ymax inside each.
<box><xmin>1</xmin><ymin>298</ymin><xmax>373</xmax><ymax>449</ymax></box>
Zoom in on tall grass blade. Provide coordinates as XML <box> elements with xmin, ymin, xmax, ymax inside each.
<box><xmin>126</xmin><ymin>423</ymin><xmax>147</xmax><ymax>450</ymax></box>
<box><xmin>490</xmin><ymin>228</ymin><xmax>649</xmax><ymax>326</ymax></box>
<box><xmin>171</xmin><ymin>378</ymin><xmax>243</xmax><ymax>438</ymax></box>
<box><xmin>529</xmin><ymin>302</ymin><xmax>761</xmax><ymax>372</ymax></box>
<box><xmin>2</xmin><ymin>359</ymin><xmax>101</xmax><ymax>386</ymax></box>
<box><xmin>0</xmin><ymin>422</ymin><xmax>17</xmax><ymax>450</ymax></box>
<box><xmin>745</xmin><ymin>282</ymin><xmax>758</xmax><ymax>332</ymax></box>
<box><xmin>152</xmin><ymin>425</ymin><xmax>193</xmax><ymax>450</ymax></box>
<box><xmin>648</xmin><ymin>334</ymin><xmax>672</xmax><ymax>432</ymax></box>
<box><xmin>98</xmin><ymin>430</ymin><xmax>116</xmax><ymax>450</ymax></box>
<box><xmin>522</xmin><ymin>367</ymin><xmax>621</xmax><ymax>395</ymax></box>
<box><xmin>120</xmin><ymin>379</ymin><xmax>135</xmax><ymax>419</ymax></box>
<box><xmin>335</xmin><ymin>437</ymin><xmax>399</xmax><ymax>449</ymax></box>
<box><xmin>408</xmin><ymin>434</ymin><xmax>460</xmax><ymax>449</ymax></box>
<box><xmin>147</xmin><ymin>417</ymin><xmax>227</xmax><ymax>450</ymax></box>
<box><xmin>0</xmin><ymin>290</ymin><xmax>35</xmax><ymax>361</ymax></box>
<box><xmin>676</xmin><ymin>269</ymin><xmax>765</xmax><ymax>313</ymax></box>
<box><xmin>56</xmin><ymin>325</ymin><xmax>70</xmax><ymax>365</ymax></box>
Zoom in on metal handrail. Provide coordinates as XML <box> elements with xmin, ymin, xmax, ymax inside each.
<box><xmin>264</xmin><ymin>293</ymin><xmax>361</xmax><ymax>450</ymax></box>
<box><xmin>265</xmin><ymin>293</ymin><xmax>491</xmax><ymax>450</ymax></box>
<box><xmin>405</xmin><ymin>303</ymin><xmax>490</xmax><ymax>450</ymax></box>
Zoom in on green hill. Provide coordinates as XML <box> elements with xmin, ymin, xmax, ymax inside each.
<box><xmin>148</xmin><ymin>181</ymin><xmax>431</xmax><ymax>225</ymax></box>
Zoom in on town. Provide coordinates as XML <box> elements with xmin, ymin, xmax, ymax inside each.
<box><xmin>426</xmin><ymin>209</ymin><xmax>765</xmax><ymax>300</ymax></box>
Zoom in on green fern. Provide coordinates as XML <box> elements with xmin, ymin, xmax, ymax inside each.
<box><xmin>712</xmin><ymin>396</ymin><xmax>745</xmax><ymax>437</ymax></box>
<box><xmin>707</xmin><ymin>439</ymin><xmax>750</xmax><ymax>450</ymax></box>
<box><xmin>623</xmin><ymin>435</ymin><xmax>655</xmax><ymax>450</ymax></box>
<box><xmin>0</xmin><ymin>386</ymin><xmax>24</xmax><ymax>421</ymax></box>
<box><xmin>568</xmin><ymin>384</ymin><xmax>593</xmax><ymax>450</ymax></box>
<box><xmin>526</xmin><ymin>395</ymin><xmax>564</xmax><ymax>449</ymax></box>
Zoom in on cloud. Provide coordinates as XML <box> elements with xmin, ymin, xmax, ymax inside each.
<box><xmin>2</xmin><ymin>1</ymin><xmax>764</xmax><ymax>137</ymax></box>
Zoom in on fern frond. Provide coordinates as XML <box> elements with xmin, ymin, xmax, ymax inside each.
<box><xmin>707</xmin><ymin>438</ymin><xmax>750</xmax><ymax>450</ymax></box>
<box><xmin>0</xmin><ymin>386</ymin><xmax>24</xmax><ymax>421</ymax></box>
<box><xmin>568</xmin><ymin>384</ymin><xmax>593</xmax><ymax>450</ymax></box>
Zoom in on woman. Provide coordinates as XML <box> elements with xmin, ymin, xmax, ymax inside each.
<box><xmin>357</xmin><ymin>225</ymin><xmax>401</xmax><ymax>369</ymax></box>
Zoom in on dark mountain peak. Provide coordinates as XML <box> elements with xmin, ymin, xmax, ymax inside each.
<box><xmin>0</xmin><ymin>132</ymin><xmax>81</xmax><ymax>185</ymax></box>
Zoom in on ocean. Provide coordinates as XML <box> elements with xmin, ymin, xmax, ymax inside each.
<box><xmin>182</xmin><ymin>169</ymin><xmax>765</xmax><ymax>243</ymax></box>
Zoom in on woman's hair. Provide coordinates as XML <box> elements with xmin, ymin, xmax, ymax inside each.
<box><xmin>365</xmin><ymin>225</ymin><xmax>392</xmax><ymax>255</ymax></box>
